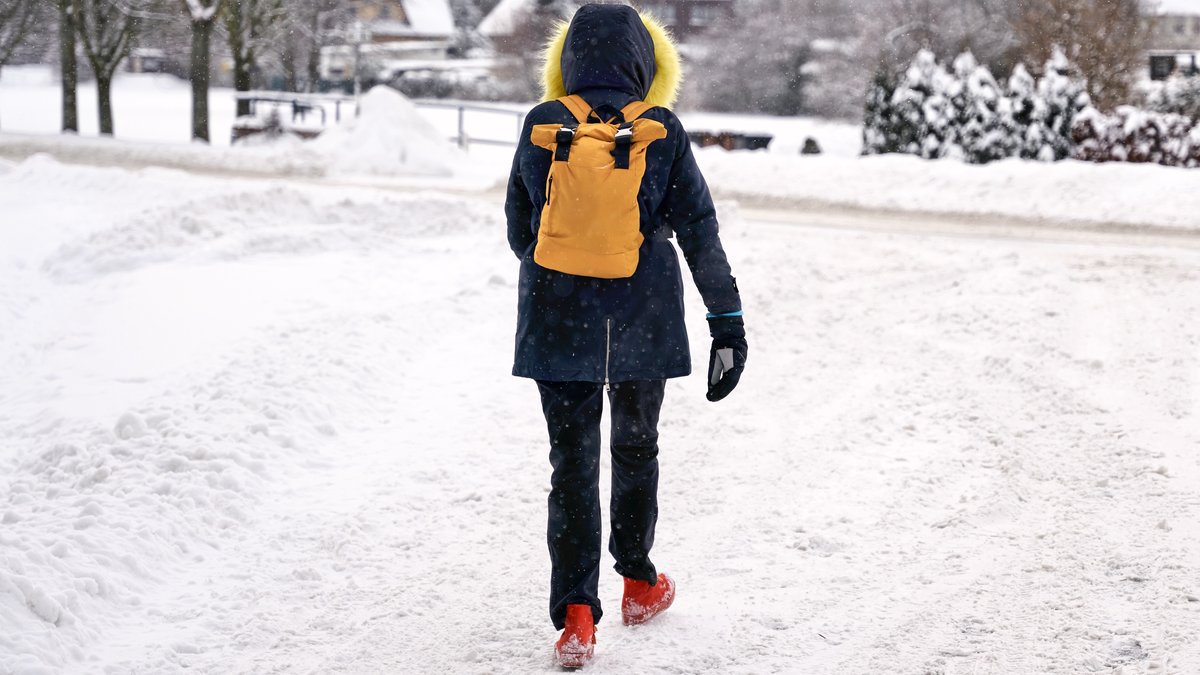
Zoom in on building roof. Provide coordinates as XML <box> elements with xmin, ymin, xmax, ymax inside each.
<box><xmin>1154</xmin><ymin>0</ymin><xmax>1200</xmax><ymax>16</ymax></box>
<box><xmin>479</xmin><ymin>0</ymin><xmax>738</xmax><ymax>38</ymax></box>
<box><xmin>477</xmin><ymin>0</ymin><xmax>532</xmax><ymax>37</ymax></box>
<box><xmin>389</xmin><ymin>0</ymin><xmax>455</xmax><ymax>37</ymax></box>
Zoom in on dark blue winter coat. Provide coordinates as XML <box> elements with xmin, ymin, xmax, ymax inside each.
<box><xmin>506</xmin><ymin>4</ymin><xmax>741</xmax><ymax>383</ymax></box>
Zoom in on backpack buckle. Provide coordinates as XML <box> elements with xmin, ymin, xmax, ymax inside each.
<box><xmin>612</xmin><ymin>123</ymin><xmax>634</xmax><ymax>169</ymax></box>
<box><xmin>555</xmin><ymin>127</ymin><xmax>576</xmax><ymax>162</ymax></box>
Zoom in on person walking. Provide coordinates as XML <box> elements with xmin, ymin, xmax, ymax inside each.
<box><xmin>504</xmin><ymin>3</ymin><xmax>747</xmax><ymax>667</ymax></box>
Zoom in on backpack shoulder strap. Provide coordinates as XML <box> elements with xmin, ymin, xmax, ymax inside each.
<box><xmin>621</xmin><ymin>100</ymin><xmax>656</xmax><ymax>122</ymax></box>
<box><xmin>557</xmin><ymin>95</ymin><xmax>591</xmax><ymax>125</ymax></box>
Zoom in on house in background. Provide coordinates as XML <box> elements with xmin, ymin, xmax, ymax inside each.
<box><xmin>320</xmin><ymin>0</ymin><xmax>458</xmax><ymax>86</ymax></box>
<box><xmin>1143</xmin><ymin>0</ymin><xmax>1200</xmax><ymax>79</ymax></box>
<box><xmin>479</xmin><ymin>0</ymin><xmax>734</xmax><ymax>46</ymax></box>
<box><xmin>349</xmin><ymin>0</ymin><xmax>456</xmax><ymax>45</ymax></box>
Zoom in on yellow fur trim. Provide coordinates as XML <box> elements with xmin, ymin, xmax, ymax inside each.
<box><xmin>541</xmin><ymin>21</ymin><xmax>570</xmax><ymax>103</ymax></box>
<box><xmin>640</xmin><ymin>13</ymin><xmax>682</xmax><ymax>109</ymax></box>
<box><xmin>541</xmin><ymin>12</ymin><xmax>682</xmax><ymax>109</ymax></box>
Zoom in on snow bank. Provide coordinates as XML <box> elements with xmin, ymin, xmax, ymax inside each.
<box><xmin>41</xmin><ymin>183</ymin><xmax>491</xmax><ymax>283</ymax></box>
<box><xmin>0</xmin><ymin>134</ymin><xmax>327</xmax><ymax>177</ymax></box>
<box><xmin>0</xmin><ymin>87</ymin><xmax>467</xmax><ymax>180</ymax></box>
<box><xmin>311</xmin><ymin>86</ymin><xmax>465</xmax><ymax>177</ymax></box>
<box><xmin>0</xmin><ymin>158</ymin><xmax>501</xmax><ymax>673</ymax></box>
<box><xmin>698</xmin><ymin>151</ymin><xmax>1200</xmax><ymax>232</ymax></box>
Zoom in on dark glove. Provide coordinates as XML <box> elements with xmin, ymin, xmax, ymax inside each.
<box><xmin>706</xmin><ymin>315</ymin><xmax>747</xmax><ymax>402</ymax></box>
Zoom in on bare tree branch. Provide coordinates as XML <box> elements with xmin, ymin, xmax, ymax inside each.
<box><xmin>74</xmin><ymin>0</ymin><xmax>141</xmax><ymax>134</ymax></box>
<box><xmin>111</xmin><ymin>0</ymin><xmax>180</xmax><ymax>20</ymax></box>
<box><xmin>0</xmin><ymin>0</ymin><xmax>37</xmax><ymax>67</ymax></box>
<box><xmin>1013</xmin><ymin>0</ymin><xmax>1148</xmax><ymax>109</ymax></box>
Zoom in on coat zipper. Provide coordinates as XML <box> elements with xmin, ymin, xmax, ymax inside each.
<box><xmin>546</xmin><ymin>176</ymin><xmax>553</xmax><ymax>206</ymax></box>
<box><xmin>604</xmin><ymin>318</ymin><xmax>613</xmax><ymax>393</ymax></box>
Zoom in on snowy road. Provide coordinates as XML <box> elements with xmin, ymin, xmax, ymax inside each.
<box><xmin>2</xmin><ymin>157</ymin><xmax>1199</xmax><ymax>674</ymax></box>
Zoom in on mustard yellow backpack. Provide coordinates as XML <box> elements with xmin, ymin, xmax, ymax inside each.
<box><xmin>530</xmin><ymin>95</ymin><xmax>668</xmax><ymax>279</ymax></box>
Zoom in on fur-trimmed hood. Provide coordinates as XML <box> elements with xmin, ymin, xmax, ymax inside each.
<box><xmin>541</xmin><ymin>4</ymin><xmax>681</xmax><ymax>109</ymax></box>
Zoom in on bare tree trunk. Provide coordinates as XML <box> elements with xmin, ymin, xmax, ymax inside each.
<box><xmin>58</xmin><ymin>0</ymin><xmax>78</xmax><ymax>132</ymax></box>
<box><xmin>234</xmin><ymin>55</ymin><xmax>251</xmax><ymax>116</ymax></box>
<box><xmin>226</xmin><ymin>2</ymin><xmax>249</xmax><ymax>115</ymax></box>
<box><xmin>96</xmin><ymin>70</ymin><xmax>113</xmax><ymax>134</ymax></box>
<box><xmin>190</xmin><ymin>16</ymin><xmax>214</xmax><ymax>141</ymax></box>
<box><xmin>306</xmin><ymin>7</ymin><xmax>319</xmax><ymax>92</ymax></box>
<box><xmin>226</xmin><ymin>0</ymin><xmax>283</xmax><ymax>113</ymax></box>
<box><xmin>281</xmin><ymin>34</ymin><xmax>298</xmax><ymax>91</ymax></box>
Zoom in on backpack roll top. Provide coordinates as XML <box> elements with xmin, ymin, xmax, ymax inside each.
<box><xmin>529</xmin><ymin>95</ymin><xmax>668</xmax><ymax>280</ymax></box>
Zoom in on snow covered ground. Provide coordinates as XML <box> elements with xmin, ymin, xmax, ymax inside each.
<box><xmin>3</xmin><ymin>65</ymin><xmax>1200</xmax><ymax>674</ymax></box>
<box><xmin>2</xmin><ymin>149</ymin><xmax>1199</xmax><ymax>673</ymax></box>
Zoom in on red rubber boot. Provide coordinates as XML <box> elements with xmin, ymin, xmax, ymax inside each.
<box><xmin>621</xmin><ymin>573</ymin><xmax>676</xmax><ymax>626</ymax></box>
<box><xmin>555</xmin><ymin>604</ymin><xmax>596</xmax><ymax>669</ymax></box>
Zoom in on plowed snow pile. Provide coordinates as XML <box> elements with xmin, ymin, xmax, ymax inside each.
<box><xmin>312</xmin><ymin>86</ymin><xmax>465</xmax><ymax>177</ymax></box>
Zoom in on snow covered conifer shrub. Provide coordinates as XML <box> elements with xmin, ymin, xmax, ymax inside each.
<box><xmin>860</xmin><ymin>48</ymin><xmax>1104</xmax><ymax>165</ymax></box>
<box><xmin>1036</xmin><ymin>47</ymin><xmax>1091</xmax><ymax>161</ymax></box>
<box><xmin>862</xmin><ymin>66</ymin><xmax>903</xmax><ymax>155</ymax></box>
<box><xmin>864</xmin><ymin>50</ymin><xmax>1036</xmax><ymax>164</ymax></box>
<box><xmin>918</xmin><ymin>54</ymin><xmax>961</xmax><ymax>159</ymax></box>
<box><xmin>877</xmin><ymin>49</ymin><xmax>959</xmax><ymax>158</ymax></box>
<box><xmin>953</xmin><ymin>52</ymin><xmax>1010</xmax><ymax>164</ymax></box>
<box><xmin>890</xmin><ymin>50</ymin><xmax>940</xmax><ymax>155</ymax></box>
<box><xmin>1003</xmin><ymin>64</ymin><xmax>1049</xmax><ymax>160</ymax></box>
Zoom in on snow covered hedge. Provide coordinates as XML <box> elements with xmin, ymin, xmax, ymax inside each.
<box><xmin>1074</xmin><ymin>75</ymin><xmax>1200</xmax><ymax>169</ymax></box>
<box><xmin>863</xmin><ymin>48</ymin><xmax>1089</xmax><ymax>164</ymax></box>
<box><xmin>864</xmin><ymin>50</ymin><xmax>1200</xmax><ymax>169</ymax></box>
<box><xmin>1072</xmin><ymin>107</ymin><xmax>1200</xmax><ymax>168</ymax></box>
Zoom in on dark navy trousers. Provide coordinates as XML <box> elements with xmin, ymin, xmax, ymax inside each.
<box><xmin>536</xmin><ymin>379</ymin><xmax>666</xmax><ymax>630</ymax></box>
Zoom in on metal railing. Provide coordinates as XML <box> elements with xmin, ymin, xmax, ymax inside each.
<box><xmin>231</xmin><ymin>92</ymin><xmax>527</xmax><ymax>149</ymax></box>
<box><xmin>413</xmin><ymin>99</ymin><xmax>526</xmax><ymax>150</ymax></box>
<box><xmin>233</xmin><ymin>91</ymin><xmax>358</xmax><ymax>125</ymax></box>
